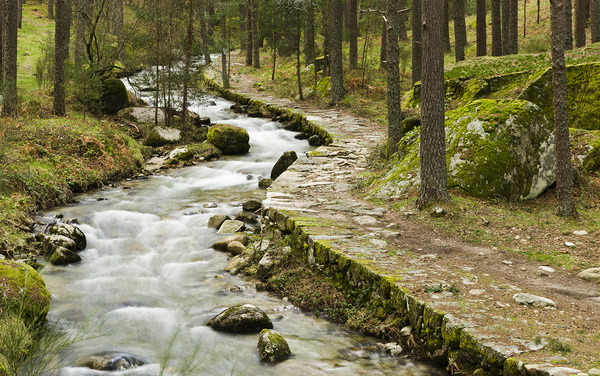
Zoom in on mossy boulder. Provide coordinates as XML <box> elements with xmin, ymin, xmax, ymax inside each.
<box><xmin>257</xmin><ymin>329</ymin><xmax>291</xmax><ymax>363</ymax></box>
<box><xmin>583</xmin><ymin>137</ymin><xmax>600</xmax><ymax>172</ymax></box>
<box><xmin>101</xmin><ymin>78</ymin><xmax>130</xmax><ymax>114</ymax></box>
<box><xmin>206</xmin><ymin>124</ymin><xmax>250</xmax><ymax>155</ymax></box>
<box><xmin>0</xmin><ymin>261</ymin><xmax>51</xmax><ymax>325</ymax></box>
<box><xmin>519</xmin><ymin>62</ymin><xmax>600</xmax><ymax>130</ymax></box>
<box><xmin>207</xmin><ymin>304</ymin><xmax>273</xmax><ymax>333</ymax></box>
<box><xmin>370</xmin><ymin>99</ymin><xmax>555</xmax><ymax>201</ymax></box>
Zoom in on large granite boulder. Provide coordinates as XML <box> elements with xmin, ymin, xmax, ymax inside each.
<box><xmin>144</xmin><ymin>126</ymin><xmax>181</xmax><ymax>147</ymax></box>
<box><xmin>371</xmin><ymin>99</ymin><xmax>556</xmax><ymax>201</ymax></box>
<box><xmin>207</xmin><ymin>124</ymin><xmax>250</xmax><ymax>155</ymax></box>
<box><xmin>0</xmin><ymin>261</ymin><xmax>51</xmax><ymax>325</ymax></box>
<box><xmin>207</xmin><ymin>304</ymin><xmax>273</xmax><ymax>333</ymax></box>
<box><xmin>257</xmin><ymin>329</ymin><xmax>291</xmax><ymax>363</ymax></box>
<box><xmin>118</xmin><ymin>107</ymin><xmax>165</xmax><ymax>124</ymax></box>
<box><xmin>48</xmin><ymin>224</ymin><xmax>86</xmax><ymax>251</ymax></box>
<box><xmin>101</xmin><ymin>78</ymin><xmax>129</xmax><ymax>114</ymax></box>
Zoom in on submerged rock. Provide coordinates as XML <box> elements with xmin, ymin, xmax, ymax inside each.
<box><xmin>207</xmin><ymin>304</ymin><xmax>273</xmax><ymax>333</ymax></box>
<box><xmin>207</xmin><ymin>124</ymin><xmax>250</xmax><ymax>155</ymax></box>
<box><xmin>257</xmin><ymin>329</ymin><xmax>291</xmax><ymax>362</ymax></box>
<box><xmin>81</xmin><ymin>353</ymin><xmax>145</xmax><ymax>371</ymax></box>
<box><xmin>271</xmin><ymin>151</ymin><xmax>298</xmax><ymax>180</ymax></box>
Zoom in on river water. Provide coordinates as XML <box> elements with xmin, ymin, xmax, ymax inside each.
<box><xmin>40</xmin><ymin>75</ymin><xmax>440</xmax><ymax>375</ymax></box>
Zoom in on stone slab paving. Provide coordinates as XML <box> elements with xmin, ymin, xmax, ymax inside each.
<box><xmin>204</xmin><ymin>65</ymin><xmax>600</xmax><ymax>375</ymax></box>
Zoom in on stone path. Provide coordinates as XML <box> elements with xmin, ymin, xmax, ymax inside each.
<box><xmin>204</xmin><ymin>63</ymin><xmax>600</xmax><ymax>375</ymax></box>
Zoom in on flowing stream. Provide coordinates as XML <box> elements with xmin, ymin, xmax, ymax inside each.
<box><xmin>40</xmin><ymin>73</ymin><xmax>440</xmax><ymax>375</ymax></box>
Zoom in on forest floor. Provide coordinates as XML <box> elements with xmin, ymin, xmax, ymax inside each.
<box><xmin>205</xmin><ymin>52</ymin><xmax>600</xmax><ymax>373</ymax></box>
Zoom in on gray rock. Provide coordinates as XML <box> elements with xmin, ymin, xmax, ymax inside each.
<box><xmin>588</xmin><ymin>368</ymin><xmax>600</xmax><ymax>376</ymax></box>
<box><xmin>211</xmin><ymin>233</ymin><xmax>249</xmax><ymax>251</ymax></box>
<box><xmin>118</xmin><ymin>107</ymin><xmax>165</xmax><ymax>124</ymax></box>
<box><xmin>235</xmin><ymin>212</ymin><xmax>258</xmax><ymax>224</ymax></box>
<box><xmin>308</xmin><ymin>134</ymin><xmax>323</xmax><ymax>146</ymax></box>
<box><xmin>257</xmin><ymin>329</ymin><xmax>291</xmax><ymax>363</ymax></box>
<box><xmin>217</xmin><ymin>220</ymin><xmax>245</xmax><ymax>234</ymax></box>
<box><xmin>48</xmin><ymin>246</ymin><xmax>82</xmax><ymax>266</ymax></box>
<box><xmin>513</xmin><ymin>293</ymin><xmax>557</xmax><ymax>308</ymax></box>
<box><xmin>225</xmin><ymin>254</ymin><xmax>252</xmax><ymax>275</ymax></box>
<box><xmin>537</xmin><ymin>266</ymin><xmax>556</xmax><ymax>277</ymax></box>
<box><xmin>207</xmin><ymin>304</ymin><xmax>273</xmax><ymax>333</ymax></box>
<box><xmin>48</xmin><ymin>224</ymin><xmax>87</xmax><ymax>251</ymax></box>
<box><xmin>81</xmin><ymin>353</ymin><xmax>144</xmax><ymax>371</ymax></box>
<box><xmin>256</xmin><ymin>252</ymin><xmax>275</xmax><ymax>281</ymax></box>
<box><xmin>208</xmin><ymin>214</ymin><xmax>228</xmax><ymax>230</ymax></box>
<box><xmin>43</xmin><ymin>234</ymin><xmax>77</xmax><ymax>253</ymax></box>
<box><xmin>271</xmin><ymin>151</ymin><xmax>298</xmax><ymax>180</ymax></box>
<box><xmin>101</xmin><ymin>78</ymin><xmax>129</xmax><ymax>114</ymax></box>
<box><xmin>144</xmin><ymin>126</ymin><xmax>181</xmax><ymax>147</ymax></box>
<box><xmin>168</xmin><ymin>147</ymin><xmax>193</xmax><ymax>161</ymax></box>
<box><xmin>577</xmin><ymin>268</ymin><xmax>600</xmax><ymax>283</ymax></box>
<box><xmin>242</xmin><ymin>200</ymin><xmax>262</xmax><ymax>212</ymax></box>
<box><xmin>227</xmin><ymin>241</ymin><xmax>247</xmax><ymax>256</ymax></box>
<box><xmin>525</xmin><ymin>364</ymin><xmax>582</xmax><ymax>376</ymax></box>
<box><xmin>353</xmin><ymin>215</ymin><xmax>378</xmax><ymax>225</ymax></box>
<box><xmin>258</xmin><ymin>179</ymin><xmax>273</xmax><ymax>189</ymax></box>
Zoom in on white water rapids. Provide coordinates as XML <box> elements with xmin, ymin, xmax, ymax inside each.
<box><xmin>39</xmin><ymin>73</ymin><xmax>441</xmax><ymax>375</ymax></box>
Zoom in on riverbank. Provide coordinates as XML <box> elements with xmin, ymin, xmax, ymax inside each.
<box><xmin>203</xmin><ymin>55</ymin><xmax>600</xmax><ymax>375</ymax></box>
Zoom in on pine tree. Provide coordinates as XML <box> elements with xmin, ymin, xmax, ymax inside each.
<box><xmin>54</xmin><ymin>0</ymin><xmax>71</xmax><ymax>116</ymax></box>
<box><xmin>476</xmin><ymin>0</ymin><xmax>487</xmax><ymax>56</ymax></box>
<box><xmin>411</xmin><ymin>0</ymin><xmax>422</xmax><ymax>84</ymax></box>
<box><xmin>551</xmin><ymin>0</ymin><xmax>577</xmax><ymax>217</ymax></box>
<box><xmin>329</xmin><ymin>0</ymin><xmax>344</xmax><ymax>104</ymax></box>
<box><xmin>417</xmin><ymin>0</ymin><xmax>450</xmax><ymax>208</ymax></box>
<box><xmin>592</xmin><ymin>0</ymin><xmax>600</xmax><ymax>42</ymax></box>
<box><xmin>454</xmin><ymin>0</ymin><xmax>466</xmax><ymax>61</ymax></box>
<box><xmin>386</xmin><ymin>0</ymin><xmax>403</xmax><ymax>156</ymax></box>
<box><xmin>348</xmin><ymin>0</ymin><xmax>358</xmax><ymax>68</ymax></box>
<box><xmin>491</xmin><ymin>0</ymin><xmax>502</xmax><ymax>56</ymax></box>
<box><xmin>575</xmin><ymin>0</ymin><xmax>587</xmax><ymax>47</ymax></box>
<box><xmin>2</xmin><ymin>0</ymin><xmax>19</xmax><ymax>117</ymax></box>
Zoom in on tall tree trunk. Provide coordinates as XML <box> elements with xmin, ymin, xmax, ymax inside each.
<box><xmin>349</xmin><ymin>0</ymin><xmax>358</xmax><ymax>68</ymax></box>
<box><xmin>476</xmin><ymin>0</ymin><xmax>487</xmax><ymax>56</ymax></box>
<box><xmin>54</xmin><ymin>0</ymin><xmax>70</xmax><ymax>116</ymax></box>
<box><xmin>492</xmin><ymin>0</ymin><xmax>502</xmax><ymax>55</ymax></box>
<box><xmin>329</xmin><ymin>0</ymin><xmax>344</xmax><ymax>105</ymax></box>
<box><xmin>551</xmin><ymin>0</ymin><xmax>577</xmax><ymax>217</ymax></box>
<box><xmin>575</xmin><ymin>0</ymin><xmax>587</xmax><ymax>46</ymax></box>
<box><xmin>443</xmin><ymin>0</ymin><xmax>451</xmax><ymax>52</ymax></box>
<box><xmin>386</xmin><ymin>0</ymin><xmax>403</xmax><ymax>157</ymax></box>
<box><xmin>418</xmin><ymin>0</ymin><xmax>450</xmax><ymax>208</ymax></box>
<box><xmin>251</xmin><ymin>0</ymin><xmax>260</xmax><ymax>68</ymax></box>
<box><xmin>182</xmin><ymin>0</ymin><xmax>194</xmax><ymax>123</ymax></box>
<box><xmin>245</xmin><ymin>0</ymin><xmax>253</xmax><ymax>66</ymax></box>
<box><xmin>74</xmin><ymin>0</ymin><xmax>90</xmax><ymax>68</ymax></box>
<box><xmin>508</xmin><ymin>0</ymin><xmax>518</xmax><ymax>54</ymax></box>
<box><xmin>399</xmin><ymin>1</ymin><xmax>408</xmax><ymax>41</ymax></box>
<box><xmin>411</xmin><ymin>0</ymin><xmax>422</xmax><ymax>84</ymax></box>
<box><xmin>48</xmin><ymin>0</ymin><xmax>54</xmax><ymax>19</ymax></box>
<box><xmin>296</xmin><ymin>10</ymin><xmax>303</xmax><ymax>100</ymax></box>
<box><xmin>2</xmin><ymin>0</ymin><xmax>18</xmax><ymax>116</ymax></box>
<box><xmin>322</xmin><ymin>4</ymin><xmax>330</xmax><ymax>75</ymax></box>
<box><xmin>502</xmin><ymin>0</ymin><xmax>510</xmax><ymax>54</ymax></box>
<box><xmin>592</xmin><ymin>0</ymin><xmax>600</xmax><ymax>42</ymax></box>
<box><xmin>380</xmin><ymin>19</ymin><xmax>387</xmax><ymax>68</ymax></box>
<box><xmin>304</xmin><ymin>6</ymin><xmax>315</xmax><ymax>65</ymax></box>
<box><xmin>454</xmin><ymin>0</ymin><xmax>466</xmax><ymax>61</ymax></box>
<box><xmin>239</xmin><ymin>3</ymin><xmax>246</xmax><ymax>51</ymax></box>
<box><xmin>199</xmin><ymin>0</ymin><xmax>212</xmax><ymax>64</ymax></box>
<box><xmin>17</xmin><ymin>0</ymin><xmax>22</xmax><ymax>29</ymax></box>
<box><xmin>221</xmin><ymin>14</ymin><xmax>229</xmax><ymax>89</ymax></box>
<box><xmin>565</xmin><ymin>0</ymin><xmax>574</xmax><ymax>49</ymax></box>
<box><xmin>112</xmin><ymin>0</ymin><xmax>124</xmax><ymax>61</ymax></box>
<box><xmin>0</xmin><ymin>0</ymin><xmax>4</xmax><ymax>87</ymax></box>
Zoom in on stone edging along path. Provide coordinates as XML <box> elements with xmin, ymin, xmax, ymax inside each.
<box><xmin>201</xmin><ymin>72</ymin><xmax>600</xmax><ymax>376</ymax></box>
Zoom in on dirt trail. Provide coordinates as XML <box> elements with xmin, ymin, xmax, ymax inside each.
<box><xmin>205</xmin><ymin>58</ymin><xmax>600</xmax><ymax>374</ymax></box>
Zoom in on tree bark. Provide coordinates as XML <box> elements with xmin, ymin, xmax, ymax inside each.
<box><xmin>2</xmin><ymin>0</ymin><xmax>18</xmax><ymax>116</ymax></box>
<box><xmin>411</xmin><ymin>0</ymin><xmax>422</xmax><ymax>84</ymax></box>
<box><xmin>17</xmin><ymin>0</ymin><xmax>22</xmax><ymax>29</ymax></box>
<box><xmin>508</xmin><ymin>0</ymin><xmax>518</xmax><ymax>54</ymax></box>
<box><xmin>245</xmin><ymin>0</ymin><xmax>252</xmax><ymax>66</ymax></box>
<box><xmin>251</xmin><ymin>0</ymin><xmax>260</xmax><ymax>68</ymax></box>
<box><xmin>443</xmin><ymin>0</ymin><xmax>451</xmax><ymax>53</ymax></box>
<box><xmin>501</xmin><ymin>0</ymin><xmax>509</xmax><ymax>54</ymax></box>
<box><xmin>551</xmin><ymin>0</ymin><xmax>577</xmax><ymax>217</ymax></box>
<box><xmin>48</xmin><ymin>0</ymin><xmax>54</xmax><ymax>19</ymax></box>
<box><xmin>112</xmin><ymin>0</ymin><xmax>124</xmax><ymax>61</ymax></box>
<box><xmin>329</xmin><ymin>0</ymin><xmax>344</xmax><ymax>105</ymax></box>
<box><xmin>565</xmin><ymin>0</ymin><xmax>573</xmax><ymax>49</ymax></box>
<box><xmin>592</xmin><ymin>0</ymin><xmax>600</xmax><ymax>42</ymax></box>
<box><xmin>199</xmin><ymin>0</ymin><xmax>212</xmax><ymax>64</ymax></box>
<box><xmin>239</xmin><ymin>2</ymin><xmax>246</xmax><ymax>51</ymax></box>
<box><xmin>492</xmin><ymin>0</ymin><xmax>502</xmax><ymax>56</ymax></box>
<box><xmin>418</xmin><ymin>0</ymin><xmax>450</xmax><ymax>208</ymax></box>
<box><xmin>182</xmin><ymin>0</ymin><xmax>194</xmax><ymax>122</ymax></box>
<box><xmin>476</xmin><ymin>0</ymin><xmax>487</xmax><ymax>56</ymax></box>
<box><xmin>54</xmin><ymin>0</ymin><xmax>70</xmax><ymax>116</ymax></box>
<box><xmin>380</xmin><ymin>19</ymin><xmax>387</xmax><ymax>68</ymax></box>
<box><xmin>349</xmin><ymin>0</ymin><xmax>358</xmax><ymax>68</ymax></box>
<box><xmin>296</xmin><ymin>10</ymin><xmax>303</xmax><ymax>100</ymax></box>
<box><xmin>304</xmin><ymin>6</ymin><xmax>315</xmax><ymax>65</ymax></box>
<box><xmin>575</xmin><ymin>0</ymin><xmax>587</xmax><ymax>47</ymax></box>
<box><xmin>454</xmin><ymin>0</ymin><xmax>466</xmax><ymax>61</ymax></box>
<box><xmin>0</xmin><ymin>0</ymin><xmax>4</xmax><ymax>87</ymax></box>
<box><xmin>386</xmin><ymin>0</ymin><xmax>403</xmax><ymax>157</ymax></box>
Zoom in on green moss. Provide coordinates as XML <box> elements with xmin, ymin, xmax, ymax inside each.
<box><xmin>206</xmin><ymin>124</ymin><xmax>250</xmax><ymax>155</ymax></box>
<box><xmin>0</xmin><ymin>261</ymin><xmax>51</xmax><ymax>325</ymax></box>
<box><xmin>583</xmin><ymin>137</ymin><xmax>600</xmax><ymax>172</ymax></box>
<box><xmin>101</xmin><ymin>78</ymin><xmax>130</xmax><ymax>114</ymax></box>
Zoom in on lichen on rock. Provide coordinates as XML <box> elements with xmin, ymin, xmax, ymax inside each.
<box><xmin>206</xmin><ymin>124</ymin><xmax>250</xmax><ymax>155</ymax></box>
<box><xmin>257</xmin><ymin>329</ymin><xmax>291</xmax><ymax>362</ymax></box>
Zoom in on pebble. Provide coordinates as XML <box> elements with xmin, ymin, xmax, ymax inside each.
<box><xmin>574</xmin><ymin>230</ymin><xmax>588</xmax><ymax>236</ymax></box>
<box><xmin>502</xmin><ymin>260</ymin><xmax>513</xmax><ymax>265</ymax></box>
<box><xmin>565</xmin><ymin>241</ymin><xmax>576</xmax><ymax>247</ymax></box>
